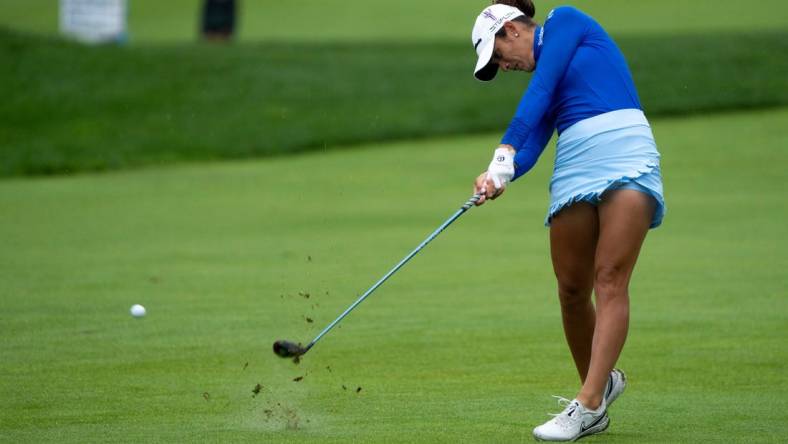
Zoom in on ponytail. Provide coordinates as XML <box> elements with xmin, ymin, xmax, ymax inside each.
<box><xmin>493</xmin><ymin>0</ymin><xmax>535</xmax><ymax>18</ymax></box>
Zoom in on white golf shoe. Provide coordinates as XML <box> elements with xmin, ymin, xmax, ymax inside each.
<box><xmin>533</xmin><ymin>397</ymin><xmax>609</xmax><ymax>442</ymax></box>
<box><xmin>604</xmin><ymin>368</ymin><xmax>627</xmax><ymax>407</ymax></box>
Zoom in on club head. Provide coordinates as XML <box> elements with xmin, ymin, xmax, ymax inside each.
<box><xmin>273</xmin><ymin>340</ymin><xmax>308</xmax><ymax>358</ymax></box>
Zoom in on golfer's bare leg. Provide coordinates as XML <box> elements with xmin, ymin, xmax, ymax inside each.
<box><xmin>550</xmin><ymin>202</ymin><xmax>599</xmax><ymax>383</ymax></box>
<box><xmin>576</xmin><ymin>189</ymin><xmax>654</xmax><ymax>409</ymax></box>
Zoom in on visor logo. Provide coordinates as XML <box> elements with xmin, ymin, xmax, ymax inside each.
<box><xmin>486</xmin><ymin>11</ymin><xmax>520</xmax><ymax>32</ymax></box>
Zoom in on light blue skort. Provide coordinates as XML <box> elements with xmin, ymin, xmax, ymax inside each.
<box><xmin>547</xmin><ymin>109</ymin><xmax>665</xmax><ymax>228</ymax></box>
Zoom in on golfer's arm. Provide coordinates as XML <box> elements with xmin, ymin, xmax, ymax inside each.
<box><xmin>501</xmin><ymin>7</ymin><xmax>586</xmax><ymax>150</ymax></box>
<box><xmin>512</xmin><ymin>114</ymin><xmax>555</xmax><ymax>181</ymax></box>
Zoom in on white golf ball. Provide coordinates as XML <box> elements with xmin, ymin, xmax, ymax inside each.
<box><xmin>130</xmin><ymin>304</ymin><xmax>146</xmax><ymax>318</ymax></box>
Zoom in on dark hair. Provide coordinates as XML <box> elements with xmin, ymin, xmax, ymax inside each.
<box><xmin>494</xmin><ymin>0</ymin><xmax>535</xmax><ymax>18</ymax></box>
<box><xmin>493</xmin><ymin>0</ymin><xmax>536</xmax><ymax>37</ymax></box>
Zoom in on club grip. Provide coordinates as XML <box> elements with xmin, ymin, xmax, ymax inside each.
<box><xmin>463</xmin><ymin>193</ymin><xmax>482</xmax><ymax>210</ymax></box>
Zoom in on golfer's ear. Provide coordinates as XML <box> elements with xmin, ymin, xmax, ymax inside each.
<box><xmin>503</xmin><ymin>21</ymin><xmax>518</xmax><ymax>38</ymax></box>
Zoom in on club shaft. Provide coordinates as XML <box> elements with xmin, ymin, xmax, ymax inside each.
<box><xmin>306</xmin><ymin>194</ymin><xmax>481</xmax><ymax>350</ymax></box>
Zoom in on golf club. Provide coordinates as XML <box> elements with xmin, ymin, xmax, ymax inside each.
<box><xmin>273</xmin><ymin>193</ymin><xmax>482</xmax><ymax>359</ymax></box>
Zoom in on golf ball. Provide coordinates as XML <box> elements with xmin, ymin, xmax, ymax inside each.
<box><xmin>130</xmin><ymin>304</ymin><xmax>146</xmax><ymax>318</ymax></box>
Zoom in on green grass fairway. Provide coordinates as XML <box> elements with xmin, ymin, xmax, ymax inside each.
<box><xmin>2</xmin><ymin>109</ymin><xmax>787</xmax><ymax>442</ymax></box>
<box><xmin>2</xmin><ymin>0</ymin><xmax>788</xmax><ymax>42</ymax></box>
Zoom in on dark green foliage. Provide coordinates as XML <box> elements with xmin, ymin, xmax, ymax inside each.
<box><xmin>1</xmin><ymin>28</ymin><xmax>786</xmax><ymax>176</ymax></box>
<box><xmin>621</xmin><ymin>32</ymin><xmax>788</xmax><ymax>113</ymax></box>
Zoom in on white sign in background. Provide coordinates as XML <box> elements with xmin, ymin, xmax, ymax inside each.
<box><xmin>60</xmin><ymin>0</ymin><xmax>127</xmax><ymax>43</ymax></box>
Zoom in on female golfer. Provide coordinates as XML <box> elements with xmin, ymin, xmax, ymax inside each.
<box><xmin>470</xmin><ymin>0</ymin><xmax>665</xmax><ymax>441</ymax></box>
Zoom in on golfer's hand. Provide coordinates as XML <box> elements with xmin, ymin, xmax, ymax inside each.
<box><xmin>473</xmin><ymin>146</ymin><xmax>515</xmax><ymax>206</ymax></box>
<box><xmin>473</xmin><ymin>171</ymin><xmax>505</xmax><ymax>205</ymax></box>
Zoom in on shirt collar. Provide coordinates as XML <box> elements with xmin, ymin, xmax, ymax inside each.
<box><xmin>533</xmin><ymin>25</ymin><xmax>544</xmax><ymax>62</ymax></box>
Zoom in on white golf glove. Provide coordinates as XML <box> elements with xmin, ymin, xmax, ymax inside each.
<box><xmin>486</xmin><ymin>147</ymin><xmax>515</xmax><ymax>189</ymax></box>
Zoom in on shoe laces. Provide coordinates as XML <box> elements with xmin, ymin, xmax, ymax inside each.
<box><xmin>549</xmin><ymin>395</ymin><xmax>573</xmax><ymax>413</ymax></box>
<box><xmin>548</xmin><ymin>396</ymin><xmax>581</xmax><ymax>429</ymax></box>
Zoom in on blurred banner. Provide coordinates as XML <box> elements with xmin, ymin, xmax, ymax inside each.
<box><xmin>60</xmin><ymin>0</ymin><xmax>127</xmax><ymax>43</ymax></box>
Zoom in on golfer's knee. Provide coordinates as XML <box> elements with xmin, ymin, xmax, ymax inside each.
<box><xmin>594</xmin><ymin>264</ymin><xmax>629</xmax><ymax>298</ymax></box>
<box><xmin>557</xmin><ymin>281</ymin><xmax>592</xmax><ymax>312</ymax></box>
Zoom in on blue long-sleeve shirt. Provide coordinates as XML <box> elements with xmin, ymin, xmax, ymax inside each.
<box><xmin>502</xmin><ymin>6</ymin><xmax>642</xmax><ymax>180</ymax></box>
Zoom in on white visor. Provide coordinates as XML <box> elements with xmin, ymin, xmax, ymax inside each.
<box><xmin>471</xmin><ymin>4</ymin><xmax>524</xmax><ymax>81</ymax></box>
